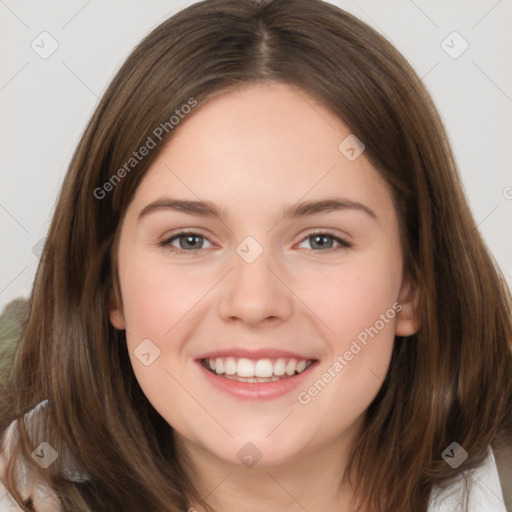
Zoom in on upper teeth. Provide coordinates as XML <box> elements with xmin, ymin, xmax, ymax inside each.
<box><xmin>205</xmin><ymin>357</ymin><xmax>312</xmax><ymax>378</ymax></box>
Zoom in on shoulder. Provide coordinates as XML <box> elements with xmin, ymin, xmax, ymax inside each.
<box><xmin>428</xmin><ymin>446</ymin><xmax>508</xmax><ymax>512</ymax></box>
<box><xmin>0</xmin><ymin>400</ymin><xmax>88</xmax><ymax>512</ymax></box>
<box><xmin>1</xmin><ymin>415</ymin><xmax>60</xmax><ymax>511</ymax></box>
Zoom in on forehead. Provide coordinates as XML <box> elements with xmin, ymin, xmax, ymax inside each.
<box><xmin>127</xmin><ymin>82</ymin><xmax>395</xmax><ymax>223</ymax></box>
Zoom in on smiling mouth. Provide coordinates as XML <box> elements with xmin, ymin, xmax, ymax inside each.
<box><xmin>200</xmin><ymin>357</ymin><xmax>316</xmax><ymax>383</ymax></box>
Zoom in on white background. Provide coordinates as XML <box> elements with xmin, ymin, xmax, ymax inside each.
<box><xmin>1</xmin><ymin>0</ymin><xmax>511</xmax><ymax>312</ymax></box>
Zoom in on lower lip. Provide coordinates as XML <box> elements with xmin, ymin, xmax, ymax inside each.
<box><xmin>196</xmin><ymin>360</ymin><xmax>318</xmax><ymax>399</ymax></box>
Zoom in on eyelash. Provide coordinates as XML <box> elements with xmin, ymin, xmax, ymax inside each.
<box><xmin>158</xmin><ymin>230</ymin><xmax>352</xmax><ymax>256</ymax></box>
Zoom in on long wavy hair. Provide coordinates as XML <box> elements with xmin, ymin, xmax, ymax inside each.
<box><xmin>1</xmin><ymin>0</ymin><xmax>511</xmax><ymax>511</ymax></box>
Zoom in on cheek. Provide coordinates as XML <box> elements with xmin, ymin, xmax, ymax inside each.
<box><xmin>118</xmin><ymin>257</ymin><xmax>205</xmax><ymax>431</ymax></box>
<box><xmin>119</xmin><ymin>253</ymin><xmax>209</xmax><ymax>344</ymax></box>
<box><xmin>295</xmin><ymin>248</ymin><xmax>401</xmax><ymax>410</ymax></box>
<box><xmin>303</xmin><ymin>248</ymin><xmax>402</xmax><ymax>342</ymax></box>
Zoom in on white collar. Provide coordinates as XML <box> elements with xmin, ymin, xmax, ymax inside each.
<box><xmin>428</xmin><ymin>446</ymin><xmax>508</xmax><ymax>511</ymax></box>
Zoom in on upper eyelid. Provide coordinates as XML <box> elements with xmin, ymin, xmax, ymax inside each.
<box><xmin>161</xmin><ymin>229</ymin><xmax>215</xmax><ymax>244</ymax></box>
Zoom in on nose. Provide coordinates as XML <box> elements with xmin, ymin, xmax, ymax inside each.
<box><xmin>217</xmin><ymin>247</ymin><xmax>294</xmax><ymax>327</ymax></box>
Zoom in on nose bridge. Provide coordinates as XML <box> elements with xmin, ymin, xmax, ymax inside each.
<box><xmin>217</xmin><ymin>236</ymin><xmax>294</xmax><ymax>325</ymax></box>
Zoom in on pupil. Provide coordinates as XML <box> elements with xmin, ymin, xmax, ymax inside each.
<box><xmin>182</xmin><ymin>235</ymin><xmax>201</xmax><ymax>249</ymax></box>
<box><xmin>312</xmin><ymin>235</ymin><xmax>332</xmax><ymax>249</ymax></box>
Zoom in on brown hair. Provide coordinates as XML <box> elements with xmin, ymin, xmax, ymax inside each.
<box><xmin>1</xmin><ymin>0</ymin><xmax>511</xmax><ymax>510</ymax></box>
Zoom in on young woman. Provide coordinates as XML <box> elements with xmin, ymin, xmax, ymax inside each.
<box><xmin>1</xmin><ymin>1</ymin><xmax>511</xmax><ymax>511</ymax></box>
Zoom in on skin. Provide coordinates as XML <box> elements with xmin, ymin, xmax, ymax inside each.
<box><xmin>109</xmin><ymin>81</ymin><xmax>419</xmax><ymax>512</ymax></box>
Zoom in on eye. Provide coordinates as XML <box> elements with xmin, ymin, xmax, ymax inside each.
<box><xmin>297</xmin><ymin>231</ymin><xmax>352</xmax><ymax>254</ymax></box>
<box><xmin>159</xmin><ymin>231</ymin><xmax>213</xmax><ymax>255</ymax></box>
<box><xmin>158</xmin><ymin>230</ymin><xmax>352</xmax><ymax>256</ymax></box>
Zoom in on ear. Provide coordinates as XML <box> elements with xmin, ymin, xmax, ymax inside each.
<box><xmin>107</xmin><ymin>289</ymin><xmax>126</xmax><ymax>330</ymax></box>
<box><xmin>395</xmin><ymin>277</ymin><xmax>420</xmax><ymax>337</ymax></box>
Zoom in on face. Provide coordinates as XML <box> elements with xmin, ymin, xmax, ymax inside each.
<box><xmin>109</xmin><ymin>81</ymin><xmax>418</xmax><ymax>467</ymax></box>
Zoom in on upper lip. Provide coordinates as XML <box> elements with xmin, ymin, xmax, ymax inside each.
<box><xmin>196</xmin><ymin>348</ymin><xmax>317</xmax><ymax>361</ymax></box>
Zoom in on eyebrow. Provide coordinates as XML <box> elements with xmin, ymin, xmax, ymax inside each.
<box><xmin>137</xmin><ymin>197</ymin><xmax>377</xmax><ymax>222</ymax></box>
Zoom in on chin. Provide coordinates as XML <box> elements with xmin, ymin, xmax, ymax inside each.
<box><xmin>206</xmin><ymin>432</ymin><xmax>307</xmax><ymax>468</ymax></box>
